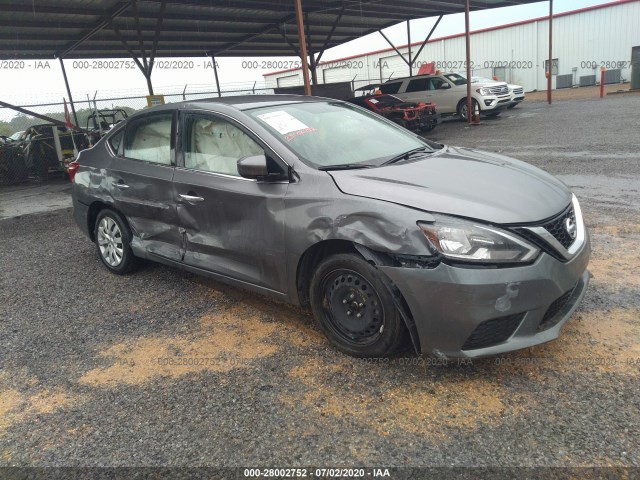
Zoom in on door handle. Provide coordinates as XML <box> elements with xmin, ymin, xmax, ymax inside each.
<box><xmin>178</xmin><ymin>193</ymin><xmax>205</xmax><ymax>204</ymax></box>
<box><xmin>111</xmin><ymin>181</ymin><xmax>130</xmax><ymax>189</ymax></box>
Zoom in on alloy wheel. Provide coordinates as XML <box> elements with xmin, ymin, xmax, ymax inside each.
<box><xmin>97</xmin><ymin>216</ymin><xmax>124</xmax><ymax>267</ymax></box>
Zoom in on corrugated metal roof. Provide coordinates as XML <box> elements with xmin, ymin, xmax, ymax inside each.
<box><xmin>0</xmin><ymin>0</ymin><xmax>542</xmax><ymax>60</ymax></box>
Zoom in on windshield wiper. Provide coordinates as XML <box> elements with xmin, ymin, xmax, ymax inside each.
<box><xmin>318</xmin><ymin>163</ymin><xmax>376</xmax><ymax>171</ymax></box>
<box><xmin>381</xmin><ymin>146</ymin><xmax>433</xmax><ymax>166</ymax></box>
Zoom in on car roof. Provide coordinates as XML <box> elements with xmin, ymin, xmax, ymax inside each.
<box><xmin>132</xmin><ymin>95</ymin><xmax>333</xmax><ymax>116</ymax></box>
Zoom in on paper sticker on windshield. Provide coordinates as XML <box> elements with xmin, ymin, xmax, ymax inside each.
<box><xmin>369</xmin><ymin>98</ymin><xmax>379</xmax><ymax>104</ymax></box>
<box><xmin>257</xmin><ymin>111</ymin><xmax>310</xmax><ymax>135</ymax></box>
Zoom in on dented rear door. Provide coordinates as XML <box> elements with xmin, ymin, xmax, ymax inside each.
<box><xmin>110</xmin><ymin>110</ymin><xmax>182</xmax><ymax>261</ymax></box>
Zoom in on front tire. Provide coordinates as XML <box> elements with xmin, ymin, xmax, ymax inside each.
<box><xmin>310</xmin><ymin>253</ymin><xmax>408</xmax><ymax>357</ymax></box>
<box><xmin>457</xmin><ymin>98</ymin><xmax>479</xmax><ymax>121</ymax></box>
<box><xmin>94</xmin><ymin>209</ymin><xmax>139</xmax><ymax>275</ymax></box>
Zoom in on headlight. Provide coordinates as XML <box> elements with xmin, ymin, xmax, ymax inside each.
<box><xmin>418</xmin><ymin>216</ymin><xmax>539</xmax><ymax>264</ymax></box>
<box><xmin>476</xmin><ymin>88</ymin><xmax>491</xmax><ymax>96</ymax></box>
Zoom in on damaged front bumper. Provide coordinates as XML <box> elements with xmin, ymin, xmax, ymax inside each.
<box><xmin>379</xmin><ymin>234</ymin><xmax>591</xmax><ymax>358</ymax></box>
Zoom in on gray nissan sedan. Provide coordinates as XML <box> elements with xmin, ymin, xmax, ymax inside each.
<box><xmin>71</xmin><ymin>95</ymin><xmax>590</xmax><ymax>358</ymax></box>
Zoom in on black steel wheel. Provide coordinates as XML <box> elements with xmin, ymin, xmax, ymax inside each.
<box><xmin>310</xmin><ymin>253</ymin><xmax>408</xmax><ymax>357</ymax></box>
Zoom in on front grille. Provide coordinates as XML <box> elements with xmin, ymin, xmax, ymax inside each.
<box><xmin>511</xmin><ymin>204</ymin><xmax>577</xmax><ymax>261</ymax></box>
<box><xmin>538</xmin><ymin>286</ymin><xmax>576</xmax><ymax>331</ymax></box>
<box><xmin>487</xmin><ymin>85</ymin><xmax>509</xmax><ymax>95</ymax></box>
<box><xmin>461</xmin><ymin>313</ymin><xmax>524</xmax><ymax>351</ymax></box>
<box><xmin>542</xmin><ymin>205</ymin><xmax>576</xmax><ymax>249</ymax></box>
<box><xmin>513</xmin><ymin>228</ymin><xmax>564</xmax><ymax>262</ymax></box>
<box><xmin>513</xmin><ymin>88</ymin><xmax>524</xmax><ymax>95</ymax></box>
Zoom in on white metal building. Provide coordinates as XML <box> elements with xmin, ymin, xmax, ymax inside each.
<box><xmin>264</xmin><ymin>0</ymin><xmax>640</xmax><ymax>92</ymax></box>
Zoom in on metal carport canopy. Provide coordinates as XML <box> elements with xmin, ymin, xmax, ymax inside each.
<box><xmin>0</xmin><ymin>0</ymin><xmax>541</xmax><ymax>59</ymax></box>
<box><xmin>1</xmin><ymin>0</ymin><xmax>551</xmax><ymax>125</ymax></box>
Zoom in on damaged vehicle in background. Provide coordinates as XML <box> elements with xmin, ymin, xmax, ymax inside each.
<box><xmin>85</xmin><ymin>109</ymin><xmax>129</xmax><ymax>145</ymax></box>
<box><xmin>347</xmin><ymin>93</ymin><xmax>440</xmax><ymax>133</ymax></box>
<box><xmin>382</xmin><ymin>72</ymin><xmax>512</xmax><ymax>120</ymax></box>
<box><xmin>0</xmin><ymin>134</ymin><xmax>28</xmax><ymax>185</ymax></box>
<box><xmin>71</xmin><ymin>96</ymin><xmax>590</xmax><ymax>359</ymax></box>
<box><xmin>17</xmin><ymin>124</ymin><xmax>88</xmax><ymax>179</ymax></box>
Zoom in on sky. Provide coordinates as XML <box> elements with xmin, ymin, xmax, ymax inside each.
<box><xmin>0</xmin><ymin>0</ymin><xmax>616</xmax><ymax>120</ymax></box>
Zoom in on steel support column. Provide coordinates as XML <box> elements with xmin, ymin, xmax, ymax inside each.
<box><xmin>211</xmin><ymin>55</ymin><xmax>221</xmax><ymax>98</ymax></box>
<box><xmin>547</xmin><ymin>0</ymin><xmax>553</xmax><ymax>104</ymax></box>
<box><xmin>309</xmin><ymin>53</ymin><xmax>318</xmax><ymax>85</ymax></box>
<box><xmin>305</xmin><ymin>13</ymin><xmax>318</xmax><ymax>85</ymax></box>
<box><xmin>58</xmin><ymin>58</ymin><xmax>79</xmax><ymax>127</ymax></box>
<box><xmin>406</xmin><ymin>19</ymin><xmax>412</xmax><ymax>77</ymax></box>
<box><xmin>294</xmin><ymin>0</ymin><xmax>311</xmax><ymax>95</ymax></box>
<box><xmin>465</xmin><ymin>0</ymin><xmax>473</xmax><ymax>125</ymax></box>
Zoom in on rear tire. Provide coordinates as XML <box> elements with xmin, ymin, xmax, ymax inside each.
<box><xmin>310</xmin><ymin>253</ymin><xmax>408</xmax><ymax>357</ymax></box>
<box><xmin>94</xmin><ymin>208</ymin><xmax>139</xmax><ymax>275</ymax></box>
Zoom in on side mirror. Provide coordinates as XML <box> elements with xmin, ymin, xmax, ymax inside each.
<box><xmin>440</xmin><ymin>83</ymin><xmax>451</xmax><ymax>89</ymax></box>
<box><xmin>237</xmin><ymin>154</ymin><xmax>269</xmax><ymax>179</ymax></box>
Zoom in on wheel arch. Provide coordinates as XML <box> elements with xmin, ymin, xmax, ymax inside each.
<box><xmin>296</xmin><ymin>239</ymin><xmax>357</xmax><ymax>308</ymax></box>
<box><xmin>295</xmin><ymin>239</ymin><xmax>422</xmax><ymax>354</ymax></box>
<box><xmin>87</xmin><ymin>201</ymin><xmax>122</xmax><ymax>242</ymax></box>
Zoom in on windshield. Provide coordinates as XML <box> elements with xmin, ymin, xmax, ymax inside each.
<box><xmin>249</xmin><ymin>101</ymin><xmax>440</xmax><ymax>169</ymax></box>
<box><xmin>443</xmin><ymin>73</ymin><xmax>468</xmax><ymax>86</ymax></box>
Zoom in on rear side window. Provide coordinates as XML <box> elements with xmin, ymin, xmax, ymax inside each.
<box><xmin>123</xmin><ymin>113</ymin><xmax>173</xmax><ymax>165</ymax></box>
<box><xmin>380</xmin><ymin>82</ymin><xmax>402</xmax><ymax>94</ymax></box>
<box><xmin>108</xmin><ymin>129</ymin><xmax>124</xmax><ymax>153</ymax></box>
<box><xmin>406</xmin><ymin>78</ymin><xmax>429</xmax><ymax>92</ymax></box>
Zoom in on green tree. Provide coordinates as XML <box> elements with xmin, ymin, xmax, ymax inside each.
<box><xmin>0</xmin><ymin>122</ymin><xmax>14</xmax><ymax>137</ymax></box>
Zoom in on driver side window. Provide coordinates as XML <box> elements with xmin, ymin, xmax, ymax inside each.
<box><xmin>428</xmin><ymin>78</ymin><xmax>447</xmax><ymax>90</ymax></box>
<box><xmin>183</xmin><ymin>114</ymin><xmax>264</xmax><ymax>176</ymax></box>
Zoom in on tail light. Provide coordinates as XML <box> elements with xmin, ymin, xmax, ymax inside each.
<box><xmin>67</xmin><ymin>160</ymin><xmax>80</xmax><ymax>182</ymax></box>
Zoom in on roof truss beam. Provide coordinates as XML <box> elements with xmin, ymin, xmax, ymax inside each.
<box><xmin>55</xmin><ymin>1</ymin><xmax>133</xmax><ymax>58</ymax></box>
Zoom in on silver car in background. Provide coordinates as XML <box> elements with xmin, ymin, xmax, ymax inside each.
<box><xmin>71</xmin><ymin>96</ymin><xmax>590</xmax><ymax>358</ymax></box>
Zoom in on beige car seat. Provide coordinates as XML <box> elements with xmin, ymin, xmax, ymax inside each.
<box><xmin>188</xmin><ymin>119</ymin><xmax>262</xmax><ymax>175</ymax></box>
<box><xmin>127</xmin><ymin>118</ymin><xmax>172</xmax><ymax>164</ymax></box>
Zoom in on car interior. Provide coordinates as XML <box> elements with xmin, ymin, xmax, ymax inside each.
<box><xmin>186</xmin><ymin>117</ymin><xmax>263</xmax><ymax>176</ymax></box>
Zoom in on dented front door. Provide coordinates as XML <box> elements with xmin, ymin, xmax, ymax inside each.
<box><xmin>173</xmin><ymin>112</ymin><xmax>288</xmax><ymax>292</ymax></box>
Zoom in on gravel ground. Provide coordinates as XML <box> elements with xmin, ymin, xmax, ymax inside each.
<box><xmin>1</xmin><ymin>96</ymin><xmax>639</xmax><ymax>477</ymax></box>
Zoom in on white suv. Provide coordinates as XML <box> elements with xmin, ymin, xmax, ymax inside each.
<box><xmin>380</xmin><ymin>72</ymin><xmax>511</xmax><ymax>120</ymax></box>
<box><xmin>472</xmin><ymin>76</ymin><xmax>525</xmax><ymax>109</ymax></box>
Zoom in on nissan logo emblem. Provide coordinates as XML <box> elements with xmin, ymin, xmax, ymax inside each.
<box><xmin>565</xmin><ymin>217</ymin><xmax>577</xmax><ymax>240</ymax></box>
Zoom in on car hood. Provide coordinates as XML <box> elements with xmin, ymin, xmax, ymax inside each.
<box><xmin>471</xmin><ymin>81</ymin><xmax>508</xmax><ymax>88</ymax></box>
<box><xmin>328</xmin><ymin>146</ymin><xmax>571</xmax><ymax>224</ymax></box>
